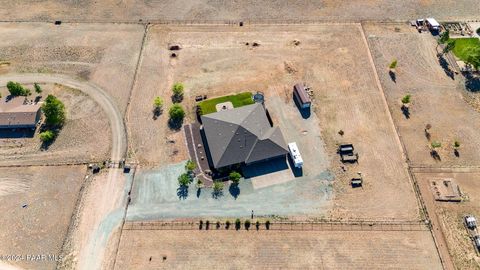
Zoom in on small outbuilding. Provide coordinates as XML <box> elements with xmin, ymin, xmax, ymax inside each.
<box><xmin>293</xmin><ymin>84</ymin><xmax>311</xmax><ymax>109</ymax></box>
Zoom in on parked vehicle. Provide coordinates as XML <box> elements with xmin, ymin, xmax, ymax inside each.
<box><xmin>288</xmin><ymin>142</ymin><xmax>303</xmax><ymax>168</ymax></box>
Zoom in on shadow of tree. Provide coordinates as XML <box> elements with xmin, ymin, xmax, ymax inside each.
<box><xmin>171</xmin><ymin>94</ymin><xmax>184</xmax><ymax>103</ymax></box>
<box><xmin>401</xmin><ymin>105</ymin><xmax>410</xmax><ymax>119</ymax></box>
<box><xmin>389</xmin><ymin>70</ymin><xmax>396</xmax><ymax>83</ymax></box>
<box><xmin>177</xmin><ymin>185</ymin><xmax>189</xmax><ymax>200</ymax></box>
<box><xmin>464</xmin><ymin>72</ymin><xmax>480</xmax><ymax>92</ymax></box>
<box><xmin>430</xmin><ymin>150</ymin><xmax>441</xmax><ymax>161</ymax></box>
<box><xmin>168</xmin><ymin>118</ymin><xmax>184</xmax><ymax>130</ymax></box>
<box><xmin>229</xmin><ymin>183</ymin><xmax>240</xmax><ymax>199</ymax></box>
<box><xmin>438</xmin><ymin>55</ymin><xmax>455</xmax><ymax>80</ymax></box>
<box><xmin>212</xmin><ymin>188</ymin><xmax>223</xmax><ymax>199</ymax></box>
<box><xmin>152</xmin><ymin>107</ymin><xmax>163</xmax><ymax>120</ymax></box>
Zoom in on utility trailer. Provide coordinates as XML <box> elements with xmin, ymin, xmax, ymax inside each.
<box><xmin>338</xmin><ymin>144</ymin><xmax>359</xmax><ymax>163</ymax></box>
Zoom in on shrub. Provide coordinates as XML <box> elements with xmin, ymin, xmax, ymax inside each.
<box><xmin>168</xmin><ymin>103</ymin><xmax>185</xmax><ymax>122</ymax></box>
<box><xmin>39</xmin><ymin>130</ymin><xmax>55</xmax><ymax>142</ymax></box>
<box><xmin>213</xmin><ymin>181</ymin><xmax>224</xmax><ymax>192</ymax></box>
<box><xmin>185</xmin><ymin>160</ymin><xmax>196</xmax><ymax>172</ymax></box>
<box><xmin>42</xmin><ymin>95</ymin><xmax>66</xmax><ymax>126</ymax></box>
<box><xmin>389</xmin><ymin>59</ymin><xmax>398</xmax><ymax>69</ymax></box>
<box><xmin>229</xmin><ymin>171</ymin><xmax>241</xmax><ymax>184</ymax></box>
<box><xmin>178</xmin><ymin>173</ymin><xmax>191</xmax><ymax>186</ymax></box>
<box><xmin>6</xmin><ymin>81</ymin><xmax>29</xmax><ymax>96</ymax></box>
<box><xmin>431</xmin><ymin>141</ymin><xmax>442</xmax><ymax>149</ymax></box>
<box><xmin>172</xmin><ymin>82</ymin><xmax>184</xmax><ymax>102</ymax></box>
<box><xmin>265</xmin><ymin>220</ymin><xmax>271</xmax><ymax>230</ymax></box>
<box><xmin>454</xmin><ymin>140</ymin><xmax>460</xmax><ymax>148</ymax></box>
<box><xmin>34</xmin><ymin>83</ymin><xmax>42</xmax><ymax>94</ymax></box>
<box><xmin>153</xmin><ymin>96</ymin><xmax>163</xmax><ymax>108</ymax></box>
<box><xmin>244</xmin><ymin>219</ymin><xmax>251</xmax><ymax>230</ymax></box>
<box><xmin>235</xmin><ymin>218</ymin><xmax>241</xmax><ymax>230</ymax></box>
<box><xmin>401</xmin><ymin>94</ymin><xmax>411</xmax><ymax>104</ymax></box>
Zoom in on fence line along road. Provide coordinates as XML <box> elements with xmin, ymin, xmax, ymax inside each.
<box><xmin>124</xmin><ymin>220</ymin><xmax>428</xmax><ymax>232</ymax></box>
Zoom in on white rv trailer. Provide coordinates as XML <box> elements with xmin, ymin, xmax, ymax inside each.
<box><xmin>426</xmin><ymin>18</ymin><xmax>440</xmax><ymax>31</ymax></box>
<box><xmin>288</xmin><ymin>142</ymin><xmax>303</xmax><ymax>168</ymax></box>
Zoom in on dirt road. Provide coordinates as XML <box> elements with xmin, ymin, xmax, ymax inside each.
<box><xmin>0</xmin><ymin>73</ymin><xmax>127</xmax><ymax>162</ymax></box>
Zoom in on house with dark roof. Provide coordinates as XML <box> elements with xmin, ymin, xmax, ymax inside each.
<box><xmin>200</xmin><ymin>103</ymin><xmax>288</xmax><ymax>169</ymax></box>
<box><xmin>0</xmin><ymin>96</ymin><xmax>42</xmax><ymax>129</ymax></box>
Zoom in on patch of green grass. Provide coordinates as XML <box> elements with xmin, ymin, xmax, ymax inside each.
<box><xmin>450</xmin><ymin>38</ymin><xmax>480</xmax><ymax>61</ymax></box>
<box><xmin>198</xmin><ymin>92</ymin><xmax>254</xmax><ymax>115</ymax></box>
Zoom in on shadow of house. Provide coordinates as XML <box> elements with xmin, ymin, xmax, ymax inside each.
<box><xmin>242</xmin><ymin>156</ymin><xmax>290</xmax><ymax>179</ymax></box>
<box><xmin>464</xmin><ymin>72</ymin><xmax>480</xmax><ymax>92</ymax></box>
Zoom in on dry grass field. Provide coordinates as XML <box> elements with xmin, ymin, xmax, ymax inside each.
<box><xmin>364</xmin><ymin>23</ymin><xmax>480</xmax><ymax>167</ymax></box>
<box><xmin>0</xmin><ymin>0</ymin><xmax>478</xmax><ymax>22</ymax></box>
<box><xmin>0</xmin><ymin>22</ymin><xmax>144</xmax><ymax>113</ymax></box>
<box><xmin>0</xmin><ymin>83</ymin><xmax>110</xmax><ymax>165</ymax></box>
<box><xmin>416</xmin><ymin>171</ymin><xmax>480</xmax><ymax>269</ymax></box>
<box><xmin>129</xmin><ymin>24</ymin><xmax>418</xmax><ymax>220</ymax></box>
<box><xmin>0</xmin><ymin>165</ymin><xmax>85</xmax><ymax>270</ymax></box>
<box><xmin>115</xmin><ymin>229</ymin><xmax>442</xmax><ymax>270</ymax></box>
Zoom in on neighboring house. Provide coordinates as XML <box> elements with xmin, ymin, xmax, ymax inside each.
<box><xmin>200</xmin><ymin>103</ymin><xmax>288</xmax><ymax>169</ymax></box>
<box><xmin>0</xmin><ymin>96</ymin><xmax>41</xmax><ymax>129</ymax></box>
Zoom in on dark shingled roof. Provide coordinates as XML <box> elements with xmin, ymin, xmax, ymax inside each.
<box><xmin>201</xmin><ymin>103</ymin><xmax>288</xmax><ymax>169</ymax></box>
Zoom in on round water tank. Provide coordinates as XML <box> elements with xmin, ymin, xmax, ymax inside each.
<box><xmin>253</xmin><ymin>92</ymin><xmax>264</xmax><ymax>104</ymax></box>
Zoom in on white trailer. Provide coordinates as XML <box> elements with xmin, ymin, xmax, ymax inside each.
<box><xmin>426</xmin><ymin>18</ymin><xmax>441</xmax><ymax>31</ymax></box>
<box><xmin>288</xmin><ymin>142</ymin><xmax>303</xmax><ymax>168</ymax></box>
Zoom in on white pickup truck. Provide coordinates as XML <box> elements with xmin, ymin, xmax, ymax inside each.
<box><xmin>288</xmin><ymin>142</ymin><xmax>303</xmax><ymax>168</ymax></box>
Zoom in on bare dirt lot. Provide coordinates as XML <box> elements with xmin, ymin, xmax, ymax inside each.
<box><xmin>364</xmin><ymin>23</ymin><xmax>480</xmax><ymax>167</ymax></box>
<box><xmin>115</xmin><ymin>229</ymin><xmax>442</xmax><ymax>269</ymax></box>
<box><xmin>0</xmin><ymin>1</ymin><xmax>478</xmax><ymax>22</ymax></box>
<box><xmin>0</xmin><ymin>83</ymin><xmax>110</xmax><ymax>165</ymax></box>
<box><xmin>0</xmin><ymin>22</ymin><xmax>144</xmax><ymax>113</ymax></box>
<box><xmin>0</xmin><ymin>165</ymin><xmax>85</xmax><ymax>270</ymax></box>
<box><xmin>129</xmin><ymin>24</ymin><xmax>418</xmax><ymax>220</ymax></box>
<box><xmin>416</xmin><ymin>171</ymin><xmax>480</xmax><ymax>269</ymax></box>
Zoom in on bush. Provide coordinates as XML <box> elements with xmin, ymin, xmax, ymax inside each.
<box><xmin>42</xmin><ymin>95</ymin><xmax>66</xmax><ymax>126</ymax></box>
<box><xmin>245</xmin><ymin>219</ymin><xmax>251</xmax><ymax>230</ymax></box>
<box><xmin>7</xmin><ymin>81</ymin><xmax>30</xmax><ymax>96</ymax></box>
<box><xmin>178</xmin><ymin>173</ymin><xmax>191</xmax><ymax>186</ymax></box>
<box><xmin>401</xmin><ymin>94</ymin><xmax>411</xmax><ymax>104</ymax></box>
<box><xmin>389</xmin><ymin>59</ymin><xmax>398</xmax><ymax>69</ymax></box>
<box><xmin>185</xmin><ymin>160</ymin><xmax>196</xmax><ymax>172</ymax></box>
<box><xmin>213</xmin><ymin>181</ymin><xmax>224</xmax><ymax>192</ymax></box>
<box><xmin>168</xmin><ymin>103</ymin><xmax>185</xmax><ymax>122</ymax></box>
<box><xmin>153</xmin><ymin>96</ymin><xmax>163</xmax><ymax>108</ymax></box>
<box><xmin>454</xmin><ymin>140</ymin><xmax>460</xmax><ymax>148</ymax></box>
<box><xmin>172</xmin><ymin>82</ymin><xmax>184</xmax><ymax>102</ymax></box>
<box><xmin>39</xmin><ymin>130</ymin><xmax>55</xmax><ymax>142</ymax></box>
<box><xmin>265</xmin><ymin>220</ymin><xmax>271</xmax><ymax>230</ymax></box>
<box><xmin>34</xmin><ymin>83</ymin><xmax>42</xmax><ymax>94</ymax></box>
<box><xmin>431</xmin><ymin>141</ymin><xmax>442</xmax><ymax>149</ymax></box>
<box><xmin>229</xmin><ymin>171</ymin><xmax>241</xmax><ymax>184</ymax></box>
<box><xmin>226</xmin><ymin>220</ymin><xmax>231</xmax><ymax>229</ymax></box>
<box><xmin>235</xmin><ymin>218</ymin><xmax>241</xmax><ymax>230</ymax></box>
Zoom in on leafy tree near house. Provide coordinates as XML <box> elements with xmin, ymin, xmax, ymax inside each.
<box><xmin>178</xmin><ymin>173</ymin><xmax>191</xmax><ymax>186</ymax></box>
<box><xmin>401</xmin><ymin>94</ymin><xmax>411</xmax><ymax>104</ymax></box>
<box><xmin>39</xmin><ymin>130</ymin><xmax>55</xmax><ymax>142</ymax></box>
<box><xmin>465</xmin><ymin>47</ymin><xmax>480</xmax><ymax>70</ymax></box>
<box><xmin>185</xmin><ymin>160</ymin><xmax>196</xmax><ymax>172</ymax></box>
<box><xmin>153</xmin><ymin>96</ymin><xmax>163</xmax><ymax>109</ymax></box>
<box><xmin>6</xmin><ymin>81</ymin><xmax>30</xmax><ymax>96</ymax></box>
<box><xmin>229</xmin><ymin>171</ymin><xmax>241</xmax><ymax>184</ymax></box>
<box><xmin>168</xmin><ymin>103</ymin><xmax>185</xmax><ymax>122</ymax></box>
<box><xmin>42</xmin><ymin>94</ymin><xmax>65</xmax><ymax>126</ymax></box>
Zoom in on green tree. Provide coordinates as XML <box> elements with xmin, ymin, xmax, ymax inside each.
<box><xmin>389</xmin><ymin>59</ymin><xmax>398</xmax><ymax>70</ymax></box>
<box><xmin>431</xmin><ymin>141</ymin><xmax>442</xmax><ymax>149</ymax></box>
<box><xmin>213</xmin><ymin>181</ymin><xmax>224</xmax><ymax>192</ymax></box>
<box><xmin>441</xmin><ymin>40</ymin><xmax>455</xmax><ymax>56</ymax></box>
<box><xmin>438</xmin><ymin>30</ymin><xmax>450</xmax><ymax>45</ymax></box>
<box><xmin>401</xmin><ymin>94</ymin><xmax>411</xmax><ymax>104</ymax></box>
<box><xmin>6</xmin><ymin>81</ymin><xmax>29</xmax><ymax>96</ymax></box>
<box><xmin>168</xmin><ymin>103</ymin><xmax>185</xmax><ymax>121</ymax></box>
<box><xmin>235</xmin><ymin>218</ymin><xmax>241</xmax><ymax>230</ymax></box>
<box><xmin>244</xmin><ymin>219</ymin><xmax>251</xmax><ymax>230</ymax></box>
<box><xmin>34</xmin><ymin>83</ymin><xmax>42</xmax><ymax>94</ymax></box>
<box><xmin>172</xmin><ymin>82</ymin><xmax>184</xmax><ymax>97</ymax></box>
<box><xmin>39</xmin><ymin>130</ymin><xmax>55</xmax><ymax>142</ymax></box>
<box><xmin>153</xmin><ymin>96</ymin><xmax>163</xmax><ymax>108</ymax></box>
<box><xmin>229</xmin><ymin>171</ymin><xmax>241</xmax><ymax>184</ymax></box>
<box><xmin>178</xmin><ymin>173</ymin><xmax>191</xmax><ymax>186</ymax></box>
<box><xmin>465</xmin><ymin>47</ymin><xmax>480</xmax><ymax>70</ymax></box>
<box><xmin>185</xmin><ymin>160</ymin><xmax>196</xmax><ymax>172</ymax></box>
<box><xmin>454</xmin><ymin>140</ymin><xmax>460</xmax><ymax>148</ymax></box>
<box><xmin>42</xmin><ymin>95</ymin><xmax>66</xmax><ymax>126</ymax></box>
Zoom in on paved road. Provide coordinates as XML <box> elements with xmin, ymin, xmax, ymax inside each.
<box><xmin>0</xmin><ymin>73</ymin><xmax>127</xmax><ymax>162</ymax></box>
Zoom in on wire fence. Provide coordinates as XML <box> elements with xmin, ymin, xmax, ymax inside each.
<box><xmin>124</xmin><ymin>220</ymin><xmax>428</xmax><ymax>232</ymax></box>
